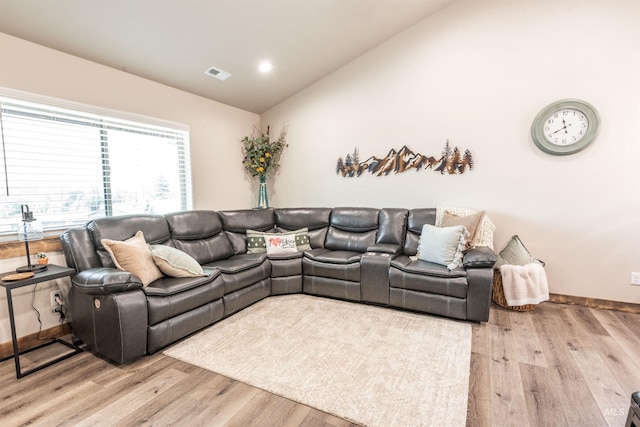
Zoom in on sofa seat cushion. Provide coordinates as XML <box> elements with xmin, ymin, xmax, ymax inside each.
<box><xmin>205</xmin><ymin>254</ymin><xmax>271</xmax><ymax>295</ymax></box>
<box><xmin>303</xmin><ymin>248</ymin><xmax>362</xmax><ymax>264</ymax></box>
<box><xmin>203</xmin><ymin>254</ymin><xmax>267</xmax><ymax>274</ymax></box>
<box><xmin>391</xmin><ymin>256</ymin><xmax>467</xmax><ymax>278</ymax></box>
<box><xmin>390</xmin><ymin>256</ymin><xmax>468</xmax><ymax>299</ymax></box>
<box><xmin>146</xmin><ymin>274</ymin><xmax>225</xmax><ymax>325</ymax></box>
<box><xmin>303</xmin><ymin>249</ymin><xmax>361</xmax><ymax>283</ymax></box>
<box><xmin>267</xmin><ymin>251</ymin><xmax>304</xmax><ymax>261</ymax></box>
<box><xmin>143</xmin><ymin>268</ymin><xmax>220</xmax><ymax>297</ymax></box>
<box><xmin>269</xmin><ymin>251</ymin><xmax>303</xmax><ymax>278</ymax></box>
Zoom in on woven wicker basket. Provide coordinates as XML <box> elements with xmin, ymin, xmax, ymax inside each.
<box><xmin>492</xmin><ymin>269</ymin><xmax>537</xmax><ymax>312</ymax></box>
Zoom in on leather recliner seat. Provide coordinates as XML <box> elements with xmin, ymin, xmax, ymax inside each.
<box><xmin>60</xmin><ymin>207</ymin><xmax>496</xmax><ymax>365</ymax></box>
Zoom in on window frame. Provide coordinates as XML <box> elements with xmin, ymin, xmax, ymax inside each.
<box><xmin>0</xmin><ymin>87</ymin><xmax>193</xmax><ymax>240</ymax></box>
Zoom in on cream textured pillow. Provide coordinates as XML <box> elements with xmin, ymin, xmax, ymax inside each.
<box><xmin>441</xmin><ymin>210</ymin><xmax>485</xmax><ymax>248</ymax></box>
<box><xmin>264</xmin><ymin>234</ymin><xmax>298</xmax><ymax>254</ymax></box>
<box><xmin>101</xmin><ymin>231</ymin><xmax>163</xmax><ymax>286</ymax></box>
<box><xmin>417</xmin><ymin>224</ymin><xmax>468</xmax><ymax>270</ymax></box>
<box><xmin>436</xmin><ymin>206</ymin><xmax>495</xmax><ymax>250</ymax></box>
<box><xmin>149</xmin><ymin>244</ymin><xmax>205</xmax><ymax>278</ymax></box>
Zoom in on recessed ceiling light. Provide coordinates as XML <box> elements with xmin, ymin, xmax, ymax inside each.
<box><xmin>258</xmin><ymin>61</ymin><xmax>273</xmax><ymax>73</ymax></box>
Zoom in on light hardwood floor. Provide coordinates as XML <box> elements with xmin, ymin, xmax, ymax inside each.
<box><xmin>0</xmin><ymin>301</ymin><xmax>638</xmax><ymax>426</ymax></box>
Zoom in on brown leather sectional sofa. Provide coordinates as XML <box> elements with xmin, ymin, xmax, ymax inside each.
<box><xmin>60</xmin><ymin>207</ymin><xmax>496</xmax><ymax>365</ymax></box>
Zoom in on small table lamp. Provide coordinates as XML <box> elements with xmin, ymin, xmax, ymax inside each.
<box><xmin>16</xmin><ymin>204</ymin><xmax>47</xmax><ymax>273</ymax></box>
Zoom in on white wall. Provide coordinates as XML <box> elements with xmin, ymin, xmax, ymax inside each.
<box><xmin>0</xmin><ymin>33</ymin><xmax>258</xmax><ymax>342</ymax></box>
<box><xmin>261</xmin><ymin>0</ymin><xmax>640</xmax><ymax>304</ymax></box>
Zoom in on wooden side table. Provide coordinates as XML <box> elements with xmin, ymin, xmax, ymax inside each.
<box><xmin>0</xmin><ymin>264</ymin><xmax>83</xmax><ymax>378</ymax></box>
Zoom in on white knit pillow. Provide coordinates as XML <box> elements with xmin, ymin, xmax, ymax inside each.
<box><xmin>436</xmin><ymin>206</ymin><xmax>495</xmax><ymax>250</ymax></box>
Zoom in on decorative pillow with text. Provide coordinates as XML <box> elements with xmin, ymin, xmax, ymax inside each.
<box><xmin>247</xmin><ymin>227</ymin><xmax>311</xmax><ymax>253</ymax></box>
<box><xmin>264</xmin><ymin>234</ymin><xmax>298</xmax><ymax>254</ymax></box>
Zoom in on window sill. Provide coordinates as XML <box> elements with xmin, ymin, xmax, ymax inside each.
<box><xmin>0</xmin><ymin>235</ymin><xmax>63</xmax><ymax>259</ymax></box>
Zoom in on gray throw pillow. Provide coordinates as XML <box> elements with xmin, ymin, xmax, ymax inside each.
<box><xmin>149</xmin><ymin>244</ymin><xmax>205</xmax><ymax>277</ymax></box>
<box><xmin>494</xmin><ymin>235</ymin><xmax>538</xmax><ymax>269</ymax></box>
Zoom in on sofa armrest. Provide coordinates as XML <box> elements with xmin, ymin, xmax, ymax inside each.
<box><xmin>72</xmin><ymin>268</ymin><xmax>144</xmax><ymax>295</ymax></box>
<box><xmin>366</xmin><ymin>243</ymin><xmax>401</xmax><ymax>257</ymax></box>
<box><xmin>463</xmin><ymin>247</ymin><xmax>496</xmax><ymax>269</ymax></box>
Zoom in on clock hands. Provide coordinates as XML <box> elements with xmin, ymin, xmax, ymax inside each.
<box><xmin>550</xmin><ymin>119</ymin><xmax>572</xmax><ymax>135</ymax></box>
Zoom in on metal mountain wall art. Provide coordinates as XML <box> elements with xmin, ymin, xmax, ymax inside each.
<box><xmin>336</xmin><ymin>140</ymin><xmax>474</xmax><ymax>177</ymax></box>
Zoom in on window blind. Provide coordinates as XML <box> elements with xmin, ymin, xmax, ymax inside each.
<box><xmin>0</xmin><ymin>89</ymin><xmax>192</xmax><ymax>236</ymax></box>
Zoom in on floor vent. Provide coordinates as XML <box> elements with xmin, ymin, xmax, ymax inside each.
<box><xmin>205</xmin><ymin>66</ymin><xmax>232</xmax><ymax>81</ymax></box>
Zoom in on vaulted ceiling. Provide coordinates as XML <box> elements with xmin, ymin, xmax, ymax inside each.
<box><xmin>0</xmin><ymin>0</ymin><xmax>456</xmax><ymax>113</ymax></box>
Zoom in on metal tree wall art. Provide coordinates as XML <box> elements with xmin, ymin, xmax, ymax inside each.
<box><xmin>336</xmin><ymin>140</ymin><xmax>473</xmax><ymax>177</ymax></box>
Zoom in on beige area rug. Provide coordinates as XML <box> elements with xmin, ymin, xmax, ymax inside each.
<box><xmin>164</xmin><ymin>294</ymin><xmax>471</xmax><ymax>426</ymax></box>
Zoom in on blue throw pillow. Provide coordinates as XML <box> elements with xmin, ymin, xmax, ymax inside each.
<box><xmin>417</xmin><ymin>224</ymin><xmax>468</xmax><ymax>270</ymax></box>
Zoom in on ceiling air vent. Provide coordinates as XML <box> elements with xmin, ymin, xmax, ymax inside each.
<box><xmin>205</xmin><ymin>66</ymin><xmax>232</xmax><ymax>81</ymax></box>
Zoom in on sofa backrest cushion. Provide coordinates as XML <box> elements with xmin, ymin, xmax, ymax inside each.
<box><xmin>275</xmin><ymin>208</ymin><xmax>332</xmax><ymax>249</ymax></box>
<box><xmin>324</xmin><ymin>207</ymin><xmax>379</xmax><ymax>253</ymax></box>
<box><xmin>218</xmin><ymin>209</ymin><xmax>276</xmax><ymax>254</ymax></box>
<box><xmin>165</xmin><ymin>210</ymin><xmax>234</xmax><ymax>264</ymax></box>
<box><xmin>87</xmin><ymin>214</ymin><xmax>171</xmax><ymax>268</ymax></box>
<box><xmin>404</xmin><ymin>208</ymin><xmax>437</xmax><ymax>256</ymax></box>
<box><xmin>377</xmin><ymin>208</ymin><xmax>408</xmax><ymax>246</ymax></box>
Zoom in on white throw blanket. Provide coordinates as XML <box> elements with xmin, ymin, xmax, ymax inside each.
<box><xmin>500</xmin><ymin>263</ymin><xmax>549</xmax><ymax>306</ymax></box>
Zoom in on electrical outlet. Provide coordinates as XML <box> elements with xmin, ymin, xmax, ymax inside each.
<box><xmin>631</xmin><ymin>273</ymin><xmax>640</xmax><ymax>286</ymax></box>
<box><xmin>50</xmin><ymin>290</ymin><xmax>61</xmax><ymax>306</ymax></box>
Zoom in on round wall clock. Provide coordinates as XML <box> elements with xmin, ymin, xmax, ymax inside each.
<box><xmin>530</xmin><ymin>99</ymin><xmax>600</xmax><ymax>155</ymax></box>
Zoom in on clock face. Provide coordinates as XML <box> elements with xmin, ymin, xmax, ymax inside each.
<box><xmin>543</xmin><ymin>108</ymin><xmax>589</xmax><ymax>146</ymax></box>
<box><xmin>531</xmin><ymin>99</ymin><xmax>600</xmax><ymax>155</ymax></box>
